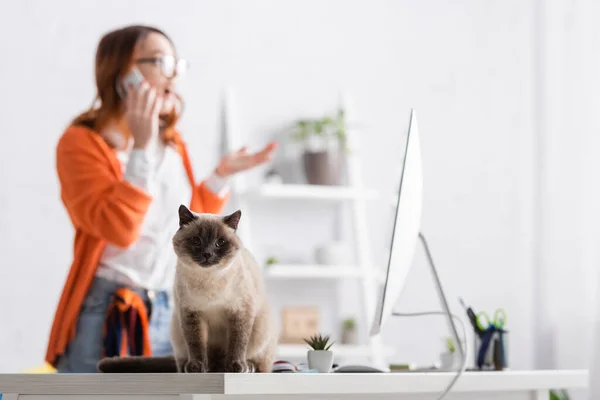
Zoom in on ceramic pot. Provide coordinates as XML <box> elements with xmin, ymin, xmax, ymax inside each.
<box><xmin>440</xmin><ymin>351</ymin><xmax>455</xmax><ymax>369</ymax></box>
<box><xmin>302</xmin><ymin>150</ymin><xmax>343</xmax><ymax>185</ymax></box>
<box><xmin>307</xmin><ymin>350</ymin><xmax>334</xmax><ymax>373</ymax></box>
<box><xmin>341</xmin><ymin>329</ymin><xmax>357</xmax><ymax>345</ymax></box>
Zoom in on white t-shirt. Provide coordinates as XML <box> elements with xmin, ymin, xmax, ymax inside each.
<box><xmin>95</xmin><ymin>133</ymin><xmax>228</xmax><ymax>291</ymax></box>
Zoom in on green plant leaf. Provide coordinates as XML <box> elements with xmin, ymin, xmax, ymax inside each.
<box><xmin>549</xmin><ymin>389</ymin><xmax>570</xmax><ymax>400</ymax></box>
<box><xmin>265</xmin><ymin>256</ymin><xmax>278</xmax><ymax>265</ymax></box>
<box><xmin>446</xmin><ymin>337</ymin><xmax>456</xmax><ymax>353</ymax></box>
<box><xmin>288</xmin><ymin>108</ymin><xmax>351</xmax><ymax>151</ymax></box>
<box><xmin>342</xmin><ymin>318</ymin><xmax>356</xmax><ymax>330</ymax></box>
<box><xmin>303</xmin><ymin>333</ymin><xmax>334</xmax><ymax>350</ymax></box>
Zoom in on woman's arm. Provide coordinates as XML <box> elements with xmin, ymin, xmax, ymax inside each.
<box><xmin>191</xmin><ymin>141</ymin><xmax>277</xmax><ymax>214</ymax></box>
<box><xmin>56</xmin><ymin>129</ymin><xmax>153</xmax><ymax>248</ymax></box>
<box><xmin>193</xmin><ymin>172</ymin><xmax>230</xmax><ymax>214</ymax></box>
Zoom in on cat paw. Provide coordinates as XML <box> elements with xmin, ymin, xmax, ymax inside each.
<box><xmin>184</xmin><ymin>358</ymin><xmax>208</xmax><ymax>373</ymax></box>
<box><xmin>175</xmin><ymin>358</ymin><xmax>187</xmax><ymax>373</ymax></box>
<box><xmin>247</xmin><ymin>361</ymin><xmax>256</xmax><ymax>373</ymax></box>
<box><xmin>227</xmin><ymin>359</ymin><xmax>252</xmax><ymax>373</ymax></box>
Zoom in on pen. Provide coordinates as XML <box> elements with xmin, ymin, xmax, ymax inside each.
<box><xmin>493</xmin><ymin>335</ymin><xmax>502</xmax><ymax>370</ymax></box>
<box><xmin>459</xmin><ymin>297</ymin><xmax>484</xmax><ymax>338</ymax></box>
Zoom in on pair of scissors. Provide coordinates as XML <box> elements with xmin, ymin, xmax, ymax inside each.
<box><xmin>476</xmin><ymin>309</ymin><xmax>507</xmax><ymax>369</ymax></box>
<box><xmin>476</xmin><ymin>308</ymin><xmax>506</xmax><ymax>331</ymax></box>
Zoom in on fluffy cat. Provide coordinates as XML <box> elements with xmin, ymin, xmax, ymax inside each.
<box><xmin>97</xmin><ymin>206</ymin><xmax>278</xmax><ymax>373</ymax></box>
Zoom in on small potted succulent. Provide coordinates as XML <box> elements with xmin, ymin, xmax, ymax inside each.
<box><xmin>265</xmin><ymin>256</ymin><xmax>279</xmax><ymax>268</ymax></box>
<box><xmin>341</xmin><ymin>318</ymin><xmax>357</xmax><ymax>345</ymax></box>
<box><xmin>304</xmin><ymin>333</ymin><xmax>335</xmax><ymax>373</ymax></box>
<box><xmin>440</xmin><ymin>336</ymin><xmax>456</xmax><ymax>369</ymax></box>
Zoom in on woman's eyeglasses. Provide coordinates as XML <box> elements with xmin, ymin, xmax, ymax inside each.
<box><xmin>135</xmin><ymin>55</ymin><xmax>190</xmax><ymax>79</ymax></box>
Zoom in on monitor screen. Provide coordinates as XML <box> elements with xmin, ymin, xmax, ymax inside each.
<box><xmin>370</xmin><ymin>109</ymin><xmax>423</xmax><ymax>335</ymax></box>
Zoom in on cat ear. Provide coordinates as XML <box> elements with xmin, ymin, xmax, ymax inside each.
<box><xmin>178</xmin><ymin>204</ymin><xmax>197</xmax><ymax>228</ymax></box>
<box><xmin>223</xmin><ymin>210</ymin><xmax>242</xmax><ymax>230</ymax></box>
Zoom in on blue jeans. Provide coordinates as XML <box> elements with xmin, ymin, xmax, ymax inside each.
<box><xmin>56</xmin><ymin>276</ymin><xmax>173</xmax><ymax>373</ymax></box>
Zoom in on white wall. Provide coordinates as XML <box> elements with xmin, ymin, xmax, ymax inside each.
<box><xmin>534</xmin><ymin>1</ymin><xmax>600</xmax><ymax>398</ymax></box>
<box><xmin>0</xmin><ymin>0</ymin><xmax>538</xmax><ymax>373</ymax></box>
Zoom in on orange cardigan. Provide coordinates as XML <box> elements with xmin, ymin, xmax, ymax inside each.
<box><xmin>45</xmin><ymin>125</ymin><xmax>229</xmax><ymax>367</ymax></box>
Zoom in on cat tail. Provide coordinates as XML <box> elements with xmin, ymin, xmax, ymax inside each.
<box><xmin>97</xmin><ymin>355</ymin><xmax>178</xmax><ymax>373</ymax></box>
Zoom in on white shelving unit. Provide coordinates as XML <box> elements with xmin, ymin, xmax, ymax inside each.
<box><xmin>264</xmin><ymin>264</ymin><xmax>386</xmax><ymax>283</ymax></box>
<box><xmin>265</xmin><ymin>264</ymin><xmax>364</xmax><ymax>279</ymax></box>
<box><xmin>238</xmin><ymin>183</ymin><xmax>379</xmax><ymax>201</ymax></box>
<box><xmin>220</xmin><ymin>87</ymin><xmax>387</xmax><ymax>368</ymax></box>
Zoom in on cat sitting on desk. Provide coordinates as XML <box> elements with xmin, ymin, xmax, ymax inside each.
<box><xmin>97</xmin><ymin>205</ymin><xmax>278</xmax><ymax>373</ymax></box>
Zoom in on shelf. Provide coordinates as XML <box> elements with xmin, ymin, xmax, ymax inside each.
<box><xmin>264</xmin><ymin>264</ymin><xmax>386</xmax><ymax>283</ymax></box>
<box><xmin>264</xmin><ymin>264</ymin><xmax>364</xmax><ymax>279</ymax></box>
<box><xmin>238</xmin><ymin>183</ymin><xmax>378</xmax><ymax>201</ymax></box>
<box><xmin>276</xmin><ymin>344</ymin><xmax>378</xmax><ymax>358</ymax></box>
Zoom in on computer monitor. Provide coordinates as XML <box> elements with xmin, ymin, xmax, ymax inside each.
<box><xmin>369</xmin><ymin>109</ymin><xmax>464</xmax><ymax>361</ymax></box>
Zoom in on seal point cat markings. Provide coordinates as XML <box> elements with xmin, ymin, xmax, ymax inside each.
<box><xmin>97</xmin><ymin>205</ymin><xmax>278</xmax><ymax>373</ymax></box>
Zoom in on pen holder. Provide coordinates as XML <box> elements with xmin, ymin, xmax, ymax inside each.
<box><xmin>473</xmin><ymin>328</ymin><xmax>508</xmax><ymax>370</ymax></box>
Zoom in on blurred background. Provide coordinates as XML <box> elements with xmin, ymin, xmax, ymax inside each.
<box><xmin>0</xmin><ymin>0</ymin><xmax>599</xmax><ymax>396</ymax></box>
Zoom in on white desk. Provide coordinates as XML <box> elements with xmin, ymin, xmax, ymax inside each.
<box><xmin>0</xmin><ymin>370</ymin><xmax>587</xmax><ymax>400</ymax></box>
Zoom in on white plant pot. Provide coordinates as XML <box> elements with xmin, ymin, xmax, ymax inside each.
<box><xmin>440</xmin><ymin>351</ymin><xmax>455</xmax><ymax>369</ymax></box>
<box><xmin>307</xmin><ymin>350</ymin><xmax>334</xmax><ymax>373</ymax></box>
<box><xmin>341</xmin><ymin>329</ymin><xmax>357</xmax><ymax>345</ymax></box>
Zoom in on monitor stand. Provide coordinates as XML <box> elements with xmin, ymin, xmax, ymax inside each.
<box><xmin>417</xmin><ymin>232</ymin><xmax>465</xmax><ymax>359</ymax></box>
<box><xmin>335</xmin><ymin>232</ymin><xmax>466</xmax><ymax>374</ymax></box>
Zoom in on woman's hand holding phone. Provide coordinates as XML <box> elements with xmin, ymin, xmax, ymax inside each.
<box><xmin>124</xmin><ymin>81</ymin><xmax>163</xmax><ymax>149</ymax></box>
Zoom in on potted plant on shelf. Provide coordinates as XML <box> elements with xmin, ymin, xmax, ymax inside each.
<box><xmin>549</xmin><ymin>389</ymin><xmax>570</xmax><ymax>400</ymax></box>
<box><xmin>265</xmin><ymin>256</ymin><xmax>278</xmax><ymax>267</ymax></box>
<box><xmin>304</xmin><ymin>333</ymin><xmax>335</xmax><ymax>372</ymax></box>
<box><xmin>291</xmin><ymin>108</ymin><xmax>348</xmax><ymax>186</ymax></box>
<box><xmin>340</xmin><ymin>318</ymin><xmax>357</xmax><ymax>345</ymax></box>
<box><xmin>440</xmin><ymin>336</ymin><xmax>456</xmax><ymax>369</ymax></box>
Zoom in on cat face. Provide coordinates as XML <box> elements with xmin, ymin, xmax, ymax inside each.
<box><xmin>173</xmin><ymin>205</ymin><xmax>242</xmax><ymax>269</ymax></box>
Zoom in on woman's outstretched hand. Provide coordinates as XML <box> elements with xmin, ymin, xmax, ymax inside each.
<box><xmin>215</xmin><ymin>141</ymin><xmax>278</xmax><ymax>178</ymax></box>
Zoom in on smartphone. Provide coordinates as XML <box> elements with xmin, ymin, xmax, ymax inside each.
<box><xmin>116</xmin><ymin>67</ymin><xmax>144</xmax><ymax>99</ymax></box>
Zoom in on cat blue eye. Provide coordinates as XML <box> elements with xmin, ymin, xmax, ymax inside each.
<box><xmin>216</xmin><ymin>238</ymin><xmax>226</xmax><ymax>247</ymax></box>
<box><xmin>192</xmin><ymin>237</ymin><xmax>201</xmax><ymax>246</ymax></box>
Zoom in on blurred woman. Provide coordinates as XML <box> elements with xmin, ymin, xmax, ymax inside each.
<box><xmin>45</xmin><ymin>25</ymin><xmax>277</xmax><ymax>372</ymax></box>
